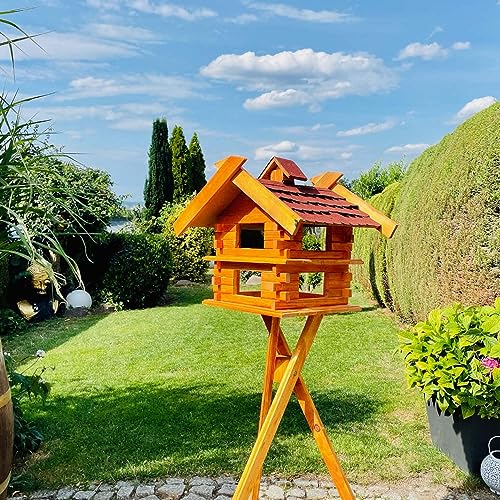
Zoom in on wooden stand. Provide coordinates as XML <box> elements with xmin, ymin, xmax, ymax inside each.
<box><xmin>232</xmin><ymin>314</ymin><xmax>354</xmax><ymax>500</ymax></box>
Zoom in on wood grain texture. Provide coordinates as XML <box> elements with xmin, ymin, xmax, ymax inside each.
<box><xmin>232</xmin><ymin>315</ymin><xmax>323</xmax><ymax>500</ymax></box>
<box><xmin>0</xmin><ymin>339</ymin><xmax>13</xmax><ymax>500</ymax></box>
<box><xmin>232</xmin><ymin>170</ymin><xmax>300</xmax><ymax>236</ymax></box>
<box><xmin>202</xmin><ymin>299</ymin><xmax>361</xmax><ymax>317</ymax></box>
<box><xmin>330</xmin><ymin>184</ymin><xmax>397</xmax><ymax>239</ymax></box>
<box><xmin>173</xmin><ymin>155</ymin><xmax>246</xmax><ymax>235</ymax></box>
<box><xmin>261</xmin><ymin>317</ymin><xmax>355</xmax><ymax>500</ymax></box>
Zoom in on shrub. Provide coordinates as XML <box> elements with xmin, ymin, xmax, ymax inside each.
<box><xmin>159</xmin><ymin>201</ymin><xmax>213</xmax><ymax>283</ymax></box>
<box><xmin>388</xmin><ymin>102</ymin><xmax>500</xmax><ymax>322</ymax></box>
<box><xmin>4</xmin><ymin>350</ymin><xmax>51</xmax><ymax>456</ymax></box>
<box><xmin>350</xmin><ymin>160</ymin><xmax>406</xmax><ymax>200</ymax></box>
<box><xmin>399</xmin><ymin>299</ymin><xmax>500</xmax><ymax>419</ymax></box>
<box><xmin>100</xmin><ymin>233</ymin><xmax>171</xmax><ymax>309</ymax></box>
<box><xmin>352</xmin><ymin>182</ymin><xmax>401</xmax><ymax>309</ymax></box>
<box><xmin>0</xmin><ymin>309</ymin><xmax>27</xmax><ymax>336</ymax></box>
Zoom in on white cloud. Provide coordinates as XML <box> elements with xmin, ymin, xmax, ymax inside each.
<box><xmin>86</xmin><ymin>0</ymin><xmax>121</xmax><ymax>10</ymax></box>
<box><xmin>337</xmin><ymin>119</ymin><xmax>396</xmax><ymax>137</ymax></box>
<box><xmin>0</xmin><ymin>32</ymin><xmax>138</xmax><ymax>61</ymax></box>
<box><xmin>276</xmin><ymin>123</ymin><xmax>336</xmax><ymax>134</ymax></box>
<box><xmin>21</xmin><ymin>101</ymin><xmax>185</xmax><ymax>131</ymax></box>
<box><xmin>451</xmin><ymin>41</ymin><xmax>471</xmax><ymax>50</ymax></box>
<box><xmin>201</xmin><ymin>49</ymin><xmax>398</xmax><ymax>110</ymax></box>
<box><xmin>128</xmin><ymin>0</ymin><xmax>217</xmax><ymax>20</ymax></box>
<box><xmin>255</xmin><ymin>140</ymin><xmax>356</xmax><ymax>162</ymax></box>
<box><xmin>396</xmin><ymin>40</ymin><xmax>471</xmax><ymax>61</ymax></box>
<box><xmin>450</xmin><ymin>96</ymin><xmax>497</xmax><ymax>124</ymax></box>
<box><xmin>225</xmin><ymin>14</ymin><xmax>259</xmax><ymax>24</ymax></box>
<box><xmin>60</xmin><ymin>74</ymin><xmax>204</xmax><ymax>100</ymax></box>
<box><xmin>244</xmin><ymin>89</ymin><xmax>310</xmax><ymax>110</ymax></box>
<box><xmin>245</xmin><ymin>2</ymin><xmax>354</xmax><ymax>23</ymax></box>
<box><xmin>426</xmin><ymin>26</ymin><xmax>444</xmax><ymax>40</ymax></box>
<box><xmin>385</xmin><ymin>143</ymin><xmax>430</xmax><ymax>153</ymax></box>
<box><xmin>85</xmin><ymin>0</ymin><xmax>217</xmax><ymax>20</ymax></box>
<box><xmin>85</xmin><ymin>23</ymin><xmax>161</xmax><ymax>42</ymax></box>
<box><xmin>396</xmin><ymin>42</ymin><xmax>448</xmax><ymax>61</ymax></box>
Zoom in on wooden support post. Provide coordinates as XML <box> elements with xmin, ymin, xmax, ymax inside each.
<box><xmin>232</xmin><ymin>315</ymin><xmax>354</xmax><ymax>500</ymax></box>
<box><xmin>250</xmin><ymin>317</ymin><xmax>280</xmax><ymax>500</ymax></box>
<box><xmin>233</xmin><ymin>315</ymin><xmax>323</xmax><ymax>500</ymax></box>
<box><xmin>265</xmin><ymin>318</ymin><xmax>355</xmax><ymax>500</ymax></box>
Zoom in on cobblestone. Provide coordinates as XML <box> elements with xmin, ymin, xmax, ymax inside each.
<box><xmin>12</xmin><ymin>476</ymin><xmax>499</xmax><ymax>500</ymax></box>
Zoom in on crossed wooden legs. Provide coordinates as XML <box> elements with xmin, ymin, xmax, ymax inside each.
<box><xmin>232</xmin><ymin>314</ymin><xmax>354</xmax><ymax>500</ymax></box>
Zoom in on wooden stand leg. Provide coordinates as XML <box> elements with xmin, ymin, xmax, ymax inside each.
<box><xmin>266</xmin><ymin>319</ymin><xmax>354</xmax><ymax>500</ymax></box>
<box><xmin>250</xmin><ymin>316</ymin><xmax>280</xmax><ymax>500</ymax></box>
<box><xmin>233</xmin><ymin>315</ymin><xmax>323</xmax><ymax>500</ymax></box>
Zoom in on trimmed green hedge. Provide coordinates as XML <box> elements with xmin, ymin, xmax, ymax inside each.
<box><xmin>389</xmin><ymin>103</ymin><xmax>500</xmax><ymax>322</ymax></box>
<box><xmin>353</xmin><ymin>102</ymin><xmax>500</xmax><ymax>322</ymax></box>
<box><xmin>352</xmin><ymin>182</ymin><xmax>400</xmax><ymax>309</ymax></box>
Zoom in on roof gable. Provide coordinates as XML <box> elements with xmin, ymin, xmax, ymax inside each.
<box><xmin>259</xmin><ymin>156</ymin><xmax>307</xmax><ymax>183</ymax></box>
<box><xmin>174</xmin><ymin>155</ymin><xmax>397</xmax><ymax>238</ymax></box>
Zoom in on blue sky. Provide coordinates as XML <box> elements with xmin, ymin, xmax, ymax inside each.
<box><xmin>2</xmin><ymin>1</ymin><xmax>499</xmax><ymax>202</ymax></box>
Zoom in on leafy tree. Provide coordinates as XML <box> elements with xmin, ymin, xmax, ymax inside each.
<box><xmin>350</xmin><ymin>160</ymin><xmax>406</xmax><ymax>200</ymax></box>
<box><xmin>159</xmin><ymin>200</ymin><xmax>213</xmax><ymax>282</ymax></box>
<box><xmin>188</xmin><ymin>133</ymin><xmax>207</xmax><ymax>193</ymax></box>
<box><xmin>27</xmin><ymin>157</ymin><xmax>121</xmax><ymax>237</ymax></box>
<box><xmin>171</xmin><ymin>125</ymin><xmax>193</xmax><ymax>202</ymax></box>
<box><xmin>144</xmin><ymin>118</ymin><xmax>173</xmax><ymax>217</ymax></box>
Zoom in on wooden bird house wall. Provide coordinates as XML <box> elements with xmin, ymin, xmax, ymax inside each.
<box><xmin>174</xmin><ymin>155</ymin><xmax>397</xmax><ymax>316</ymax></box>
<box><xmin>211</xmin><ymin>193</ymin><xmax>356</xmax><ymax>311</ymax></box>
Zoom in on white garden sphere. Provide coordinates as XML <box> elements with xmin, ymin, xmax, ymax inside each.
<box><xmin>66</xmin><ymin>290</ymin><xmax>92</xmax><ymax>309</ymax></box>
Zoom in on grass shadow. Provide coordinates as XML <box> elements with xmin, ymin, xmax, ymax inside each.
<box><xmin>161</xmin><ymin>285</ymin><xmax>212</xmax><ymax>307</ymax></box>
<box><xmin>2</xmin><ymin>314</ymin><xmax>105</xmax><ymax>359</ymax></box>
<box><xmin>19</xmin><ymin>384</ymin><xmax>381</xmax><ymax>488</ymax></box>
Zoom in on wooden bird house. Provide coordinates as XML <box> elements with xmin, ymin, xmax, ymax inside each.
<box><xmin>174</xmin><ymin>155</ymin><xmax>396</xmax><ymax>318</ymax></box>
<box><xmin>174</xmin><ymin>155</ymin><xmax>397</xmax><ymax>500</ymax></box>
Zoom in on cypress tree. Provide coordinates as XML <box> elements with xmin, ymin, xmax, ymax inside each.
<box><xmin>188</xmin><ymin>132</ymin><xmax>207</xmax><ymax>193</ymax></box>
<box><xmin>171</xmin><ymin>125</ymin><xmax>193</xmax><ymax>202</ymax></box>
<box><xmin>144</xmin><ymin>118</ymin><xmax>173</xmax><ymax>216</ymax></box>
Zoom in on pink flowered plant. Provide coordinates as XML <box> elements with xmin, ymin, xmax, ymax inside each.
<box><xmin>481</xmin><ymin>357</ymin><xmax>500</xmax><ymax>372</ymax></box>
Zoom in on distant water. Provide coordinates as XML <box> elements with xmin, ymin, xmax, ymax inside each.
<box><xmin>108</xmin><ymin>217</ymin><xmax>132</xmax><ymax>233</ymax></box>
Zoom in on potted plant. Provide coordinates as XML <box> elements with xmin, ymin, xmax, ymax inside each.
<box><xmin>399</xmin><ymin>299</ymin><xmax>500</xmax><ymax>474</ymax></box>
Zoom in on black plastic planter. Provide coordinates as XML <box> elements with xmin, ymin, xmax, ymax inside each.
<box><xmin>426</xmin><ymin>400</ymin><xmax>500</xmax><ymax>474</ymax></box>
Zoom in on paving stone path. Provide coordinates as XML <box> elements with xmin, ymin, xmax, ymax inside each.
<box><xmin>10</xmin><ymin>476</ymin><xmax>498</xmax><ymax>500</ymax></box>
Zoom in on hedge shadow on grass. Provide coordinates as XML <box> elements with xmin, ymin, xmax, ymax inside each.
<box><xmin>161</xmin><ymin>285</ymin><xmax>213</xmax><ymax>307</ymax></box>
<box><xmin>20</xmin><ymin>383</ymin><xmax>381</xmax><ymax>487</ymax></box>
<box><xmin>3</xmin><ymin>314</ymin><xmax>106</xmax><ymax>359</ymax></box>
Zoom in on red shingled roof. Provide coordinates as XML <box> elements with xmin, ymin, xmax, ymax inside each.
<box><xmin>259</xmin><ymin>179</ymin><xmax>381</xmax><ymax>228</ymax></box>
<box><xmin>273</xmin><ymin>157</ymin><xmax>308</xmax><ymax>181</ymax></box>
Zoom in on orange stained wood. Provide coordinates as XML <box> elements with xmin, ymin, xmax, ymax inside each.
<box><xmin>232</xmin><ymin>169</ymin><xmax>300</xmax><ymax>236</ymax></box>
<box><xmin>250</xmin><ymin>316</ymin><xmax>280</xmax><ymax>499</ymax></box>
<box><xmin>310</xmin><ymin>171</ymin><xmax>344</xmax><ymax>190</ymax></box>
<box><xmin>232</xmin><ymin>315</ymin><xmax>323</xmax><ymax>500</ymax></box>
<box><xmin>261</xmin><ymin>317</ymin><xmax>355</xmax><ymax>500</ymax></box>
<box><xmin>173</xmin><ymin>155</ymin><xmax>246</xmax><ymax>235</ymax></box>
<box><xmin>312</xmin><ymin>177</ymin><xmax>397</xmax><ymax>239</ymax></box>
<box><xmin>204</xmin><ymin>255</ymin><xmax>363</xmax><ymax>266</ymax></box>
<box><xmin>202</xmin><ymin>299</ymin><xmax>360</xmax><ymax>317</ymax></box>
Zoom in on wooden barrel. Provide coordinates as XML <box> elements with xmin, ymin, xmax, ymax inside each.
<box><xmin>0</xmin><ymin>338</ymin><xmax>13</xmax><ymax>500</ymax></box>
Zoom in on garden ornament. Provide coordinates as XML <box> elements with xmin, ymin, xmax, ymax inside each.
<box><xmin>481</xmin><ymin>436</ymin><xmax>500</xmax><ymax>494</ymax></box>
<box><xmin>16</xmin><ymin>263</ymin><xmax>58</xmax><ymax>321</ymax></box>
<box><xmin>174</xmin><ymin>156</ymin><xmax>398</xmax><ymax>500</ymax></box>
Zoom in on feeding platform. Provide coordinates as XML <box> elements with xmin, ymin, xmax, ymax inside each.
<box><xmin>174</xmin><ymin>155</ymin><xmax>397</xmax><ymax>499</ymax></box>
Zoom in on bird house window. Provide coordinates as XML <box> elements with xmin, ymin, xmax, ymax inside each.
<box><xmin>239</xmin><ymin>224</ymin><xmax>265</xmax><ymax>249</ymax></box>
<box><xmin>302</xmin><ymin>226</ymin><xmax>327</xmax><ymax>251</ymax></box>
<box><xmin>238</xmin><ymin>271</ymin><xmax>261</xmax><ymax>294</ymax></box>
<box><xmin>299</xmin><ymin>272</ymin><xmax>325</xmax><ymax>295</ymax></box>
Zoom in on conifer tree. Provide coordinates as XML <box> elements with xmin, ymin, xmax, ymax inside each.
<box><xmin>188</xmin><ymin>133</ymin><xmax>207</xmax><ymax>193</ymax></box>
<box><xmin>144</xmin><ymin>119</ymin><xmax>173</xmax><ymax>216</ymax></box>
<box><xmin>171</xmin><ymin>125</ymin><xmax>193</xmax><ymax>202</ymax></box>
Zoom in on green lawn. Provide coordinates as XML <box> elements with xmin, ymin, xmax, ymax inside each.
<box><xmin>5</xmin><ymin>286</ymin><xmax>460</xmax><ymax>489</ymax></box>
